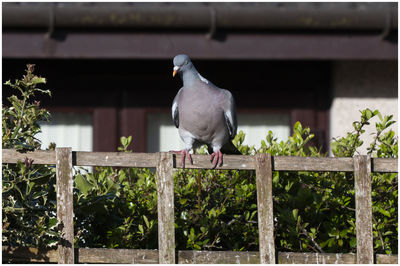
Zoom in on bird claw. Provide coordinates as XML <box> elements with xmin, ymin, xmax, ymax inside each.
<box><xmin>170</xmin><ymin>149</ymin><xmax>193</xmax><ymax>169</ymax></box>
<box><xmin>210</xmin><ymin>150</ymin><xmax>223</xmax><ymax>169</ymax></box>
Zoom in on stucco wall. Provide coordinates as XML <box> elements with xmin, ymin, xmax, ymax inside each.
<box><xmin>330</xmin><ymin>61</ymin><xmax>398</xmax><ymax>155</ymax></box>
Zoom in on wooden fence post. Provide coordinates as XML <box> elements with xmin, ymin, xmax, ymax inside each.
<box><xmin>255</xmin><ymin>153</ymin><xmax>275</xmax><ymax>264</ymax></box>
<box><xmin>156</xmin><ymin>152</ymin><xmax>175</xmax><ymax>264</ymax></box>
<box><xmin>354</xmin><ymin>155</ymin><xmax>373</xmax><ymax>264</ymax></box>
<box><xmin>56</xmin><ymin>147</ymin><xmax>74</xmax><ymax>264</ymax></box>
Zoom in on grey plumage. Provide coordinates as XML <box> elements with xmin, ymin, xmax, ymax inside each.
<box><xmin>171</xmin><ymin>54</ymin><xmax>240</xmax><ymax>168</ymax></box>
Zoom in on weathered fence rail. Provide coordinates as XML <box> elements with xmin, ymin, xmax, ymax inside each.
<box><xmin>2</xmin><ymin>246</ymin><xmax>398</xmax><ymax>264</ymax></box>
<box><xmin>2</xmin><ymin>148</ymin><xmax>398</xmax><ymax>264</ymax></box>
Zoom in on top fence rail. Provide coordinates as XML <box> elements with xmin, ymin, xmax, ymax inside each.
<box><xmin>2</xmin><ymin>149</ymin><xmax>397</xmax><ymax>172</ymax></box>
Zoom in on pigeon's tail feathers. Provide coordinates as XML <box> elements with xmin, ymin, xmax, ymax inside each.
<box><xmin>221</xmin><ymin>141</ymin><xmax>242</xmax><ymax>155</ymax></box>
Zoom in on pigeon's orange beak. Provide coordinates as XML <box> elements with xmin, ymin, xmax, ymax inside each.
<box><xmin>173</xmin><ymin>66</ymin><xmax>179</xmax><ymax>77</ymax></box>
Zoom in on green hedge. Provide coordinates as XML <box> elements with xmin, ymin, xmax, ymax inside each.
<box><xmin>3</xmin><ymin>65</ymin><xmax>398</xmax><ymax>255</ymax></box>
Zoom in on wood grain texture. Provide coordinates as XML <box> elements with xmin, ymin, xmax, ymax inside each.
<box><xmin>376</xmin><ymin>254</ymin><xmax>399</xmax><ymax>264</ymax></box>
<box><xmin>178</xmin><ymin>250</ymin><xmax>260</xmax><ymax>264</ymax></box>
<box><xmin>372</xmin><ymin>158</ymin><xmax>398</xmax><ymax>173</ymax></box>
<box><xmin>3</xmin><ymin>149</ymin><xmax>397</xmax><ymax>173</ymax></box>
<box><xmin>1</xmin><ymin>246</ymin><xmax>158</xmax><ymax>264</ymax></box>
<box><xmin>278</xmin><ymin>252</ymin><xmax>356</xmax><ymax>264</ymax></box>
<box><xmin>173</xmin><ymin>154</ymin><xmax>255</xmax><ymax>170</ymax></box>
<box><xmin>156</xmin><ymin>152</ymin><xmax>175</xmax><ymax>264</ymax></box>
<box><xmin>255</xmin><ymin>153</ymin><xmax>275</xmax><ymax>264</ymax></box>
<box><xmin>3</xmin><ymin>246</ymin><xmax>397</xmax><ymax>264</ymax></box>
<box><xmin>354</xmin><ymin>155</ymin><xmax>374</xmax><ymax>264</ymax></box>
<box><xmin>2</xmin><ymin>149</ymin><xmax>56</xmax><ymax>164</ymax></box>
<box><xmin>274</xmin><ymin>156</ymin><xmax>354</xmax><ymax>172</ymax></box>
<box><xmin>173</xmin><ymin>155</ymin><xmax>355</xmax><ymax>172</ymax></box>
<box><xmin>76</xmin><ymin>248</ymin><xmax>158</xmax><ymax>263</ymax></box>
<box><xmin>74</xmin><ymin>151</ymin><xmax>157</xmax><ymax>167</ymax></box>
<box><xmin>56</xmin><ymin>148</ymin><xmax>74</xmax><ymax>264</ymax></box>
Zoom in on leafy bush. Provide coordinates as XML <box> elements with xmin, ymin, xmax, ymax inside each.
<box><xmin>332</xmin><ymin>109</ymin><xmax>398</xmax><ymax>254</ymax></box>
<box><xmin>2</xmin><ymin>66</ymin><xmax>397</xmax><ymax>256</ymax></box>
<box><xmin>2</xmin><ymin>65</ymin><xmax>58</xmax><ymax>248</ymax></box>
<box><xmin>73</xmin><ymin>138</ymin><xmax>158</xmax><ymax>248</ymax></box>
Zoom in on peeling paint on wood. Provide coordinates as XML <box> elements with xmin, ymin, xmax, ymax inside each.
<box><xmin>56</xmin><ymin>148</ymin><xmax>74</xmax><ymax>264</ymax></box>
<box><xmin>156</xmin><ymin>152</ymin><xmax>175</xmax><ymax>264</ymax></box>
<box><xmin>255</xmin><ymin>153</ymin><xmax>275</xmax><ymax>264</ymax></box>
<box><xmin>354</xmin><ymin>155</ymin><xmax>373</xmax><ymax>264</ymax></box>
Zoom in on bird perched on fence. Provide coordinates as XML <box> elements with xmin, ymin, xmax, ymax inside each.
<box><xmin>171</xmin><ymin>54</ymin><xmax>241</xmax><ymax>169</ymax></box>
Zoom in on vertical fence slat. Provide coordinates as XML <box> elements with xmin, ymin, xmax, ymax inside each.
<box><xmin>56</xmin><ymin>147</ymin><xmax>74</xmax><ymax>264</ymax></box>
<box><xmin>156</xmin><ymin>152</ymin><xmax>175</xmax><ymax>264</ymax></box>
<box><xmin>354</xmin><ymin>155</ymin><xmax>374</xmax><ymax>264</ymax></box>
<box><xmin>255</xmin><ymin>153</ymin><xmax>275</xmax><ymax>264</ymax></box>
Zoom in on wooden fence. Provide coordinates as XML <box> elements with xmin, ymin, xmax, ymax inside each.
<box><xmin>2</xmin><ymin>148</ymin><xmax>398</xmax><ymax>264</ymax></box>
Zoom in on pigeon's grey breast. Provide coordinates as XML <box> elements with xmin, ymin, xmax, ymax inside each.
<box><xmin>177</xmin><ymin>81</ymin><xmax>229</xmax><ymax>146</ymax></box>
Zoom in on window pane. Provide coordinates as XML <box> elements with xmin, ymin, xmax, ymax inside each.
<box><xmin>147</xmin><ymin>113</ymin><xmax>184</xmax><ymax>153</ymax></box>
<box><xmin>147</xmin><ymin>112</ymin><xmax>290</xmax><ymax>152</ymax></box>
<box><xmin>37</xmin><ymin>112</ymin><xmax>93</xmax><ymax>151</ymax></box>
<box><xmin>237</xmin><ymin>113</ymin><xmax>290</xmax><ymax>148</ymax></box>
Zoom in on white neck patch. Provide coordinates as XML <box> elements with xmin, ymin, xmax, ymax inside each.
<box><xmin>198</xmin><ymin>73</ymin><xmax>209</xmax><ymax>84</ymax></box>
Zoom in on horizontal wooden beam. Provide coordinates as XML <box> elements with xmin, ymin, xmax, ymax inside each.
<box><xmin>3</xmin><ymin>32</ymin><xmax>397</xmax><ymax>60</ymax></box>
<box><xmin>376</xmin><ymin>254</ymin><xmax>399</xmax><ymax>264</ymax></box>
<box><xmin>174</xmin><ymin>154</ymin><xmax>255</xmax><ymax>170</ymax></box>
<box><xmin>4</xmin><ymin>247</ymin><xmax>398</xmax><ymax>264</ymax></box>
<box><xmin>74</xmin><ymin>151</ymin><xmax>157</xmax><ymax>168</ymax></box>
<box><xmin>2</xmin><ymin>149</ymin><xmax>56</xmax><ymax>164</ymax></box>
<box><xmin>178</xmin><ymin>250</ymin><xmax>260</xmax><ymax>264</ymax></box>
<box><xmin>76</xmin><ymin>248</ymin><xmax>158</xmax><ymax>264</ymax></box>
<box><xmin>3</xmin><ymin>3</ymin><xmax>397</xmax><ymax>30</ymax></box>
<box><xmin>372</xmin><ymin>158</ymin><xmax>398</xmax><ymax>173</ymax></box>
<box><xmin>1</xmin><ymin>247</ymin><xmax>158</xmax><ymax>264</ymax></box>
<box><xmin>2</xmin><ymin>149</ymin><xmax>397</xmax><ymax>172</ymax></box>
<box><xmin>174</xmin><ymin>155</ymin><xmax>356</xmax><ymax>171</ymax></box>
<box><xmin>274</xmin><ymin>156</ymin><xmax>354</xmax><ymax>172</ymax></box>
<box><xmin>179</xmin><ymin>250</ymin><xmax>360</xmax><ymax>264</ymax></box>
<box><xmin>278</xmin><ymin>252</ymin><xmax>356</xmax><ymax>264</ymax></box>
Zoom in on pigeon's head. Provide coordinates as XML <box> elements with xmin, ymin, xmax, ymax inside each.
<box><xmin>172</xmin><ymin>54</ymin><xmax>193</xmax><ymax>77</ymax></box>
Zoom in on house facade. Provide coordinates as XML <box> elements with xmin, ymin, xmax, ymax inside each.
<box><xmin>3</xmin><ymin>2</ymin><xmax>397</xmax><ymax>154</ymax></box>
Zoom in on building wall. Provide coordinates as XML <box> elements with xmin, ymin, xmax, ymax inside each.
<box><xmin>330</xmin><ymin>61</ymin><xmax>398</xmax><ymax>155</ymax></box>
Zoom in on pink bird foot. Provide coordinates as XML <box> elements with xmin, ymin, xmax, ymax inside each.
<box><xmin>170</xmin><ymin>149</ymin><xmax>193</xmax><ymax>169</ymax></box>
<box><xmin>210</xmin><ymin>150</ymin><xmax>223</xmax><ymax>169</ymax></box>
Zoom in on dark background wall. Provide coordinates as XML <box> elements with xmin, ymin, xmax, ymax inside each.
<box><xmin>3</xmin><ymin>58</ymin><xmax>332</xmax><ymax>152</ymax></box>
